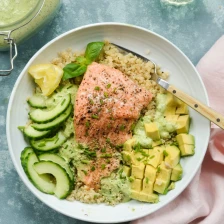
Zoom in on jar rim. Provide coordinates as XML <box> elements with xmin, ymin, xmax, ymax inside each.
<box><xmin>0</xmin><ymin>0</ymin><xmax>44</xmax><ymax>29</ymax></box>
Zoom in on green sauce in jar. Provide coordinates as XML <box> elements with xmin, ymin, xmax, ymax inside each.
<box><xmin>0</xmin><ymin>0</ymin><xmax>61</xmax><ymax>51</ymax></box>
<box><xmin>0</xmin><ymin>0</ymin><xmax>38</xmax><ymax>27</ymax></box>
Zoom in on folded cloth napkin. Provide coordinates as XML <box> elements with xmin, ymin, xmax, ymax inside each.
<box><xmin>131</xmin><ymin>36</ymin><xmax>224</xmax><ymax>224</ymax></box>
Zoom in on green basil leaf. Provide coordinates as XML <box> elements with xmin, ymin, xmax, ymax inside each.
<box><xmin>63</xmin><ymin>63</ymin><xmax>80</xmax><ymax>73</ymax></box>
<box><xmin>75</xmin><ymin>56</ymin><xmax>87</xmax><ymax>65</ymax></box>
<box><xmin>85</xmin><ymin>42</ymin><xmax>104</xmax><ymax>62</ymax></box>
<box><xmin>62</xmin><ymin>63</ymin><xmax>87</xmax><ymax>80</ymax></box>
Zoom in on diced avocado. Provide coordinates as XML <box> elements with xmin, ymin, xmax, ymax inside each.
<box><xmin>176</xmin><ymin>103</ymin><xmax>189</xmax><ymax>115</ymax></box>
<box><xmin>142</xmin><ymin>178</ymin><xmax>154</xmax><ymax>194</ymax></box>
<box><xmin>144</xmin><ymin>122</ymin><xmax>160</xmax><ymax>140</ymax></box>
<box><xmin>152</xmin><ymin>140</ymin><xmax>162</xmax><ymax>147</ymax></box>
<box><xmin>164</xmin><ymin>145</ymin><xmax>180</xmax><ymax>168</ymax></box>
<box><xmin>130</xmin><ymin>178</ymin><xmax>142</xmax><ymax>191</ymax></box>
<box><xmin>166</xmin><ymin>93</ymin><xmax>180</xmax><ymax>107</ymax></box>
<box><xmin>153</xmin><ymin>161</ymin><xmax>171</xmax><ymax>194</ymax></box>
<box><xmin>131</xmin><ymin>190</ymin><xmax>159</xmax><ymax>203</ymax></box>
<box><xmin>168</xmin><ymin>182</ymin><xmax>175</xmax><ymax>191</ymax></box>
<box><xmin>171</xmin><ymin>163</ymin><xmax>183</xmax><ymax>181</ymax></box>
<box><xmin>123</xmin><ymin>138</ymin><xmax>136</xmax><ymax>152</ymax></box>
<box><xmin>179</xmin><ymin>144</ymin><xmax>195</xmax><ymax>156</ymax></box>
<box><xmin>123</xmin><ymin>165</ymin><xmax>131</xmax><ymax>177</ymax></box>
<box><xmin>164</xmin><ymin>106</ymin><xmax>176</xmax><ymax>116</ymax></box>
<box><xmin>121</xmin><ymin>151</ymin><xmax>132</xmax><ymax>165</ymax></box>
<box><xmin>176</xmin><ymin>115</ymin><xmax>190</xmax><ymax>134</ymax></box>
<box><xmin>131</xmin><ymin>151</ymin><xmax>147</xmax><ymax>165</ymax></box>
<box><xmin>176</xmin><ymin>133</ymin><xmax>195</xmax><ymax>145</ymax></box>
<box><xmin>144</xmin><ymin>165</ymin><xmax>157</xmax><ymax>182</ymax></box>
<box><xmin>165</xmin><ymin>115</ymin><xmax>179</xmax><ymax>125</ymax></box>
<box><xmin>147</xmin><ymin>146</ymin><xmax>164</xmax><ymax>168</ymax></box>
<box><xmin>132</xmin><ymin>163</ymin><xmax>145</xmax><ymax>179</ymax></box>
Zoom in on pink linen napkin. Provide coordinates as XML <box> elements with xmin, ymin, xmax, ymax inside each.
<box><xmin>131</xmin><ymin>36</ymin><xmax>224</xmax><ymax>224</ymax></box>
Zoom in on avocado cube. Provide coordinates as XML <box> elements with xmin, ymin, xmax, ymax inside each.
<box><xmin>164</xmin><ymin>106</ymin><xmax>176</xmax><ymax>116</ymax></box>
<box><xmin>131</xmin><ymin>151</ymin><xmax>146</xmax><ymax>165</ymax></box>
<box><xmin>176</xmin><ymin>103</ymin><xmax>189</xmax><ymax>115</ymax></box>
<box><xmin>123</xmin><ymin>165</ymin><xmax>131</xmax><ymax>177</ymax></box>
<box><xmin>168</xmin><ymin>182</ymin><xmax>175</xmax><ymax>191</ymax></box>
<box><xmin>121</xmin><ymin>151</ymin><xmax>132</xmax><ymax>165</ymax></box>
<box><xmin>152</xmin><ymin>140</ymin><xmax>163</xmax><ymax>147</ymax></box>
<box><xmin>131</xmin><ymin>178</ymin><xmax>142</xmax><ymax>191</ymax></box>
<box><xmin>154</xmin><ymin>161</ymin><xmax>171</xmax><ymax>194</ymax></box>
<box><xmin>132</xmin><ymin>163</ymin><xmax>145</xmax><ymax>179</ymax></box>
<box><xmin>144</xmin><ymin>122</ymin><xmax>160</xmax><ymax>140</ymax></box>
<box><xmin>165</xmin><ymin>115</ymin><xmax>179</xmax><ymax>125</ymax></box>
<box><xmin>130</xmin><ymin>190</ymin><xmax>159</xmax><ymax>203</ymax></box>
<box><xmin>164</xmin><ymin>145</ymin><xmax>180</xmax><ymax>168</ymax></box>
<box><xmin>153</xmin><ymin>178</ymin><xmax>170</xmax><ymax>194</ymax></box>
<box><xmin>123</xmin><ymin>138</ymin><xmax>136</xmax><ymax>152</ymax></box>
<box><xmin>171</xmin><ymin>163</ymin><xmax>183</xmax><ymax>181</ymax></box>
<box><xmin>176</xmin><ymin>115</ymin><xmax>190</xmax><ymax>134</ymax></box>
<box><xmin>147</xmin><ymin>146</ymin><xmax>164</xmax><ymax>168</ymax></box>
<box><xmin>144</xmin><ymin>165</ymin><xmax>157</xmax><ymax>182</ymax></box>
<box><xmin>179</xmin><ymin>144</ymin><xmax>195</xmax><ymax>156</ymax></box>
<box><xmin>142</xmin><ymin>178</ymin><xmax>154</xmax><ymax>194</ymax></box>
<box><xmin>166</xmin><ymin>93</ymin><xmax>180</xmax><ymax>107</ymax></box>
<box><xmin>176</xmin><ymin>133</ymin><xmax>195</xmax><ymax>145</ymax></box>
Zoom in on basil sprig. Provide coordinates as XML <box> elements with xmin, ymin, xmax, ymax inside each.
<box><xmin>62</xmin><ymin>42</ymin><xmax>104</xmax><ymax>81</ymax></box>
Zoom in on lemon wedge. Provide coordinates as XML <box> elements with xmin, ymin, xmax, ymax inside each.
<box><xmin>28</xmin><ymin>64</ymin><xmax>63</xmax><ymax>96</ymax></box>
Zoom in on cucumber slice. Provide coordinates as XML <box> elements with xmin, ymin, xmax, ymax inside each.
<box><xmin>20</xmin><ymin>147</ymin><xmax>33</xmax><ymax>171</ymax></box>
<box><xmin>24</xmin><ymin>124</ymin><xmax>51</xmax><ymax>139</ymax></box>
<box><xmin>39</xmin><ymin>153</ymin><xmax>74</xmax><ymax>182</ymax></box>
<box><xmin>27</xmin><ymin>95</ymin><xmax>47</xmax><ymax>109</ymax></box>
<box><xmin>29</xmin><ymin>94</ymin><xmax>71</xmax><ymax>123</ymax></box>
<box><xmin>34</xmin><ymin>161</ymin><xmax>72</xmax><ymax>199</ymax></box>
<box><xmin>25</xmin><ymin>153</ymin><xmax>55</xmax><ymax>194</ymax></box>
<box><xmin>32</xmin><ymin>104</ymin><xmax>73</xmax><ymax>131</ymax></box>
<box><xmin>30</xmin><ymin>131</ymin><xmax>67</xmax><ymax>152</ymax></box>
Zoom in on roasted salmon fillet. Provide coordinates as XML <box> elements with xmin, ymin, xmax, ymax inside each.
<box><xmin>74</xmin><ymin>62</ymin><xmax>152</xmax><ymax>189</ymax></box>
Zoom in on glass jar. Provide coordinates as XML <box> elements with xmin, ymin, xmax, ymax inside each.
<box><xmin>0</xmin><ymin>0</ymin><xmax>61</xmax><ymax>75</ymax></box>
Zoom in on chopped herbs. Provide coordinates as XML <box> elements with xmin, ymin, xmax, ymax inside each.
<box><xmin>91</xmin><ymin>114</ymin><xmax>99</xmax><ymax>119</ymax></box>
<box><xmin>146</xmin><ymin>177</ymin><xmax>149</xmax><ymax>184</ymax></box>
<box><xmin>106</xmin><ymin>83</ymin><xmax>111</xmax><ymax>89</ymax></box>
<box><xmin>100</xmin><ymin>153</ymin><xmax>112</xmax><ymax>158</ymax></box>
<box><xmin>106</xmin><ymin>138</ymin><xmax>111</xmax><ymax>143</ymax></box>
<box><xmin>94</xmin><ymin>86</ymin><xmax>100</xmax><ymax>91</ymax></box>
<box><xmin>81</xmin><ymin>160</ymin><xmax>89</xmax><ymax>164</ymax></box>
<box><xmin>88</xmin><ymin>98</ymin><xmax>94</xmax><ymax>105</ymax></box>
<box><xmin>101</xmin><ymin>164</ymin><xmax>106</xmax><ymax>170</ymax></box>
<box><xmin>157</xmin><ymin>166</ymin><xmax>161</xmax><ymax>173</ymax></box>
<box><xmin>129</xmin><ymin>176</ymin><xmax>134</xmax><ymax>182</ymax></box>
<box><xmin>101</xmin><ymin>147</ymin><xmax>106</xmax><ymax>153</ymax></box>
<box><xmin>104</xmin><ymin>92</ymin><xmax>109</xmax><ymax>98</ymax></box>
<box><xmin>100</xmin><ymin>99</ymin><xmax>104</xmax><ymax>105</ymax></box>
<box><xmin>106</xmin><ymin>159</ymin><xmax>110</xmax><ymax>164</ymax></box>
<box><xmin>150</xmin><ymin>155</ymin><xmax>155</xmax><ymax>159</ymax></box>
<box><xmin>67</xmin><ymin>85</ymin><xmax>73</xmax><ymax>89</ymax></box>
<box><xmin>64</xmin><ymin>145</ymin><xmax>68</xmax><ymax>149</ymax></box>
<box><xmin>119</xmin><ymin>124</ymin><xmax>125</xmax><ymax>131</ymax></box>
<box><xmin>85</xmin><ymin>121</ymin><xmax>90</xmax><ymax>128</ymax></box>
<box><xmin>91</xmin><ymin>166</ymin><xmax>95</xmax><ymax>171</ymax></box>
<box><xmin>163</xmin><ymin>150</ymin><xmax>168</xmax><ymax>157</ymax></box>
<box><xmin>83</xmin><ymin>148</ymin><xmax>97</xmax><ymax>159</ymax></box>
<box><xmin>137</xmin><ymin>157</ymin><xmax>142</xmax><ymax>161</ymax></box>
<box><xmin>82</xmin><ymin>170</ymin><xmax>87</xmax><ymax>175</ymax></box>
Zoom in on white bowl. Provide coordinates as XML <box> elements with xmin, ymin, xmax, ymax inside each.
<box><xmin>7</xmin><ymin>23</ymin><xmax>210</xmax><ymax>223</ymax></box>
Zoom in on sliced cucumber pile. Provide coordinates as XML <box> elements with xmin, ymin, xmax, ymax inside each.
<box><xmin>34</xmin><ymin>161</ymin><xmax>72</xmax><ymax>199</ymax></box>
<box><xmin>20</xmin><ymin>147</ymin><xmax>74</xmax><ymax>198</ymax></box>
<box><xmin>30</xmin><ymin>131</ymin><xmax>67</xmax><ymax>152</ymax></box>
<box><xmin>32</xmin><ymin>104</ymin><xmax>72</xmax><ymax>131</ymax></box>
<box><xmin>29</xmin><ymin>94</ymin><xmax>71</xmax><ymax>123</ymax></box>
<box><xmin>23</xmin><ymin>124</ymin><xmax>51</xmax><ymax>139</ymax></box>
<box><xmin>27</xmin><ymin>94</ymin><xmax>47</xmax><ymax>109</ymax></box>
<box><xmin>19</xmin><ymin>83</ymin><xmax>77</xmax><ymax>200</ymax></box>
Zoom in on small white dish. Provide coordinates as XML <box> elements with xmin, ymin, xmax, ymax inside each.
<box><xmin>6</xmin><ymin>23</ymin><xmax>210</xmax><ymax>223</ymax></box>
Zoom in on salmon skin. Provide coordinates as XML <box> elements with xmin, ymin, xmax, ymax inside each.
<box><xmin>74</xmin><ymin>62</ymin><xmax>152</xmax><ymax>189</ymax></box>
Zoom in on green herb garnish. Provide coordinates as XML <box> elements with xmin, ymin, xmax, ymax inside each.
<box><xmin>82</xmin><ymin>170</ymin><xmax>87</xmax><ymax>175</ymax></box>
<box><xmin>85</xmin><ymin>121</ymin><xmax>90</xmax><ymax>128</ymax></box>
<box><xmin>163</xmin><ymin>150</ymin><xmax>168</xmax><ymax>157</ymax></box>
<box><xmin>62</xmin><ymin>42</ymin><xmax>104</xmax><ymax>80</ymax></box>
<box><xmin>101</xmin><ymin>148</ymin><xmax>106</xmax><ymax>153</ymax></box>
<box><xmin>119</xmin><ymin>124</ymin><xmax>125</xmax><ymax>131</ymax></box>
<box><xmin>106</xmin><ymin>83</ymin><xmax>111</xmax><ymax>89</ymax></box>
<box><xmin>100</xmin><ymin>153</ymin><xmax>112</xmax><ymax>158</ymax></box>
<box><xmin>91</xmin><ymin>114</ymin><xmax>99</xmax><ymax>119</ymax></box>
<box><xmin>104</xmin><ymin>92</ymin><xmax>109</xmax><ymax>98</ymax></box>
<box><xmin>157</xmin><ymin>167</ymin><xmax>161</xmax><ymax>173</ymax></box>
<box><xmin>101</xmin><ymin>164</ymin><xmax>106</xmax><ymax>170</ymax></box>
<box><xmin>94</xmin><ymin>86</ymin><xmax>100</xmax><ymax>91</ymax></box>
<box><xmin>91</xmin><ymin>166</ymin><xmax>95</xmax><ymax>171</ymax></box>
<box><xmin>146</xmin><ymin>177</ymin><xmax>149</xmax><ymax>184</ymax></box>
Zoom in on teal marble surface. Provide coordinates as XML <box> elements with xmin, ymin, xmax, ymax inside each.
<box><xmin>0</xmin><ymin>0</ymin><xmax>223</xmax><ymax>223</ymax></box>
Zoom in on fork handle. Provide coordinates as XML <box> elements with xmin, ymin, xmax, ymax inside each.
<box><xmin>167</xmin><ymin>84</ymin><xmax>224</xmax><ymax>129</ymax></box>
